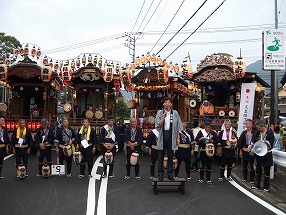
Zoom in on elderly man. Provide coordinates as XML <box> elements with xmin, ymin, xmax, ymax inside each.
<box><xmin>76</xmin><ymin>118</ymin><xmax>96</xmax><ymax>178</ymax></box>
<box><xmin>123</xmin><ymin>117</ymin><xmax>143</xmax><ymax>180</ymax></box>
<box><xmin>35</xmin><ymin>118</ymin><xmax>54</xmax><ymax>177</ymax></box>
<box><xmin>155</xmin><ymin>97</ymin><xmax>183</xmax><ymax>181</ymax></box>
<box><xmin>11</xmin><ymin>119</ymin><xmax>33</xmax><ymax>178</ymax></box>
<box><xmin>98</xmin><ymin>115</ymin><xmax>119</xmax><ymax>179</ymax></box>
<box><xmin>251</xmin><ymin>119</ymin><xmax>274</xmax><ymax>192</ymax></box>
<box><xmin>54</xmin><ymin>117</ymin><xmax>76</xmax><ymax>178</ymax></box>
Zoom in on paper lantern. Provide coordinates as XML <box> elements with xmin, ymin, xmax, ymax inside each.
<box><xmin>88</xmin><ymin>54</ymin><xmax>92</xmax><ymax>63</ymax></box>
<box><xmin>103</xmin><ymin>63</ymin><xmax>114</xmax><ymax>82</ymax></box>
<box><xmin>31</xmin><ymin>46</ymin><xmax>36</xmax><ymax>57</ymax></box>
<box><xmin>41</xmin><ymin>66</ymin><xmax>52</xmax><ymax>82</ymax></box>
<box><xmin>0</xmin><ymin>64</ymin><xmax>7</xmax><ymax>80</ymax></box>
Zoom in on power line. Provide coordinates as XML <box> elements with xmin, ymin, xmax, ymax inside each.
<box><xmin>138</xmin><ymin>38</ymin><xmax>261</xmax><ymax>46</ymax></box>
<box><xmin>165</xmin><ymin>0</ymin><xmax>227</xmax><ymax>60</ymax></box>
<box><xmin>131</xmin><ymin>0</ymin><xmax>146</xmax><ymax>32</ymax></box>
<box><xmin>140</xmin><ymin>0</ymin><xmax>163</xmax><ymax>33</ymax></box>
<box><xmin>149</xmin><ymin>0</ymin><xmax>185</xmax><ymax>53</ymax></box>
<box><xmin>135</xmin><ymin>0</ymin><xmax>155</xmax><ymax>34</ymax></box>
<box><xmin>156</xmin><ymin>0</ymin><xmax>208</xmax><ymax>55</ymax></box>
<box><xmin>144</xmin><ymin>23</ymin><xmax>286</xmax><ymax>35</ymax></box>
<box><xmin>43</xmin><ymin>33</ymin><xmax>124</xmax><ymax>54</ymax></box>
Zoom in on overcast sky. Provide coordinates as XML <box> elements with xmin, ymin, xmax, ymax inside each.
<box><xmin>1</xmin><ymin>0</ymin><xmax>285</xmax><ymax>69</ymax></box>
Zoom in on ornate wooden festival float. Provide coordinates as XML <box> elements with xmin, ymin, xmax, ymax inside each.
<box><xmin>57</xmin><ymin>53</ymin><xmax>121</xmax><ymax>135</ymax></box>
<box><xmin>122</xmin><ymin>53</ymin><xmax>196</xmax><ymax>138</ymax></box>
<box><xmin>190</xmin><ymin>53</ymin><xmax>270</xmax><ymax>130</ymax></box>
<box><xmin>0</xmin><ymin>44</ymin><xmax>62</xmax><ymax>133</ymax></box>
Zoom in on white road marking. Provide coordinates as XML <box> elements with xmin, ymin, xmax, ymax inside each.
<box><xmin>97</xmin><ymin>165</ymin><xmax>109</xmax><ymax>215</ymax></box>
<box><xmin>86</xmin><ymin>155</ymin><xmax>103</xmax><ymax>215</ymax></box>
<box><xmin>4</xmin><ymin>154</ymin><xmax>14</xmax><ymax>160</ymax></box>
<box><xmin>225</xmin><ymin>171</ymin><xmax>286</xmax><ymax>215</ymax></box>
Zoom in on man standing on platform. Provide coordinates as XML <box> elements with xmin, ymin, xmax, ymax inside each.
<box><xmin>155</xmin><ymin>97</ymin><xmax>183</xmax><ymax>181</ymax></box>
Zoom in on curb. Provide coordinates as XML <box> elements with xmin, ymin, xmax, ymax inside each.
<box><xmin>232</xmin><ymin>165</ymin><xmax>286</xmax><ymax>213</ymax></box>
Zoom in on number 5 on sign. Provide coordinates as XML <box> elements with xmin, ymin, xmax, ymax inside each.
<box><xmin>51</xmin><ymin>165</ymin><xmax>65</xmax><ymax>175</ymax></box>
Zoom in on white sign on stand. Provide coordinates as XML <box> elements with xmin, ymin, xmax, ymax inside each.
<box><xmin>51</xmin><ymin>165</ymin><xmax>65</xmax><ymax>175</ymax></box>
<box><xmin>263</xmin><ymin>29</ymin><xmax>285</xmax><ymax>70</ymax></box>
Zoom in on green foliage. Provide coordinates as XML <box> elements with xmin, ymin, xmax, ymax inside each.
<box><xmin>115</xmin><ymin>97</ymin><xmax>130</xmax><ymax>121</ymax></box>
<box><xmin>0</xmin><ymin>32</ymin><xmax>21</xmax><ymax>59</ymax></box>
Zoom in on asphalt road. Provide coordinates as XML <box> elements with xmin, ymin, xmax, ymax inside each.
<box><xmin>0</xmin><ymin>152</ymin><xmax>281</xmax><ymax>215</ymax></box>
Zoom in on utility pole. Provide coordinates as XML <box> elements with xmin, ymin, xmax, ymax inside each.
<box><xmin>270</xmin><ymin>0</ymin><xmax>279</xmax><ymax>125</ymax></box>
<box><xmin>124</xmin><ymin>32</ymin><xmax>142</xmax><ymax>62</ymax></box>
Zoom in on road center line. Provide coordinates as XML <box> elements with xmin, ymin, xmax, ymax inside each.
<box><xmin>86</xmin><ymin>155</ymin><xmax>103</xmax><ymax>215</ymax></box>
<box><xmin>225</xmin><ymin>171</ymin><xmax>286</xmax><ymax>215</ymax></box>
<box><xmin>97</xmin><ymin>165</ymin><xmax>110</xmax><ymax>215</ymax></box>
<box><xmin>4</xmin><ymin>154</ymin><xmax>14</xmax><ymax>160</ymax></box>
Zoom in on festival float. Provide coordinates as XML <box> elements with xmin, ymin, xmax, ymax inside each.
<box><xmin>0</xmin><ymin>43</ymin><xmax>62</xmax><ymax>133</ymax></box>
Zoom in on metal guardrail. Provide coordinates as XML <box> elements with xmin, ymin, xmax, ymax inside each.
<box><xmin>273</xmin><ymin>150</ymin><xmax>286</xmax><ymax>168</ymax></box>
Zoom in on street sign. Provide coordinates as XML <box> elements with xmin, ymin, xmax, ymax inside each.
<box><xmin>263</xmin><ymin>29</ymin><xmax>285</xmax><ymax>70</ymax></box>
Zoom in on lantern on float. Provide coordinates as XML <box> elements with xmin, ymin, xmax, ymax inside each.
<box><xmin>71</xmin><ymin>60</ymin><xmax>75</xmax><ymax>69</ymax></box>
<box><xmin>146</xmin><ymin>53</ymin><xmax>151</xmax><ymax>62</ymax></box>
<box><xmin>157</xmin><ymin>65</ymin><xmax>168</xmax><ymax>84</ymax></box>
<box><xmin>151</xmin><ymin>54</ymin><xmax>156</xmax><ymax>65</ymax></box>
<box><xmin>24</xmin><ymin>44</ymin><xmax>29</xmax><ymax>55</ymax></box>
<box><xmin>157</xmin><ymin>56</ymin><xmax>163</xmax><ymax>66</ymax></box>
<box><xmin>174</xmin><ymin>63</ymin><xmax>180</xmax><ymax>74</ymax></box>
<box><xmin>0</xmin><ymin>64</ymin><xmax>8</xmax><ymax>80</ymax></box>
<box><xmin>42</xmin><ymin>56</ymin><xmax>48</xmax><ymax>65</ymax></box>
<box><xmin>82</xmin><ymin>54</ymin><xmax>86</xmax><ymax>65</ymax></box>
<box><xmin>49</xmin><ymin>59</ymin><xmax>53</xmax><ymax>69</ymax></box>
<box><xmin>98</xmin><ymin>57</ymin><xmax>103</xmax><ymax>68</ymax></box>
<box><xmin>76</xmin><ymin>57</ymin><xmax>80</xmax><ymax>67</ymax></box>
<box><xmin>20</xmin><ymin>47</ymin><xmax>24</xmax><ymax>56</ymax></box>
<box><xmin>103</xmin><ymin>63</ymin><xmax>114</xmax><ymax>82</ymax></box>
<box><xmin>233</xmin><ymin>57</ymin><xmax>246</xmax><ymax>77</ymax></box>
<box><xmin>135</xmin><ymin>56</ymin><xmax>140</xmax><ymax>67</ymax></box>
<box><xmin>88</xmin><ymin>54</ymin><xmax>92</xmax><ymax>63</ymax></box>
<box><xmin>31</xmin><ymin>46</ymin><xmax>36</xmax><ymax>57</ymax></box>
<box><xmin>120</xmin><ymin>67</ymin><xmax>132</xmax><ymax>86</ymax></box>
<box><xmin>54</xmin><ymin>61</ymin><xmax>59</xmax><ymax>70</ymax></box>
<box><xmin>14</xmin><ymin>48</ymin><xmax>19</xmax><ymax>56</ymax></box>
<box><xmin>36</xmin><ymin>48</ymin><xmax>41</xmax><ymax>59</ymax></box>
<box><xmin>41</xmin><ymin>66</ymin><xmax>52</xmax><ymax>82</ymax></box>
<box><xmin>93</xmin><ymin>54</ymin><xmax>98</xmax><ymax>65</ymax></box>
<box><xmin>140</xmin><ymin>55</ymin><xmax>146</xmax><ymax>64</ymax></box>
<box><xmin>61</xmin><ymin>65</ymin><xmax>72</xmax><ymax>82</ymax></box>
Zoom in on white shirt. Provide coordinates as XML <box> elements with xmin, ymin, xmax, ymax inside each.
<box><xmin>164</xmin><ymin>111</ymin><xmax>171</xmax><ymax>130</ymax></box>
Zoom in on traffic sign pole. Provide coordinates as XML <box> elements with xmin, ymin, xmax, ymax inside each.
<box><xmin>270</xmin><ymin>0</ymin><xmax>279</xmax><ymax>125</ymax></box>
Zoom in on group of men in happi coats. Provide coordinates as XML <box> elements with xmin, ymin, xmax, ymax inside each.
<box><xmin>0</xmin><ymin>97</ymin><xmax>275</xmax><ymax>193</ymax></box>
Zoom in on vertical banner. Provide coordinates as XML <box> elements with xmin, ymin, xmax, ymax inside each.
<box><xmin>237</xmin><ymin>83</ymin><xmax>256</xmax><ymax>137</ymax></box>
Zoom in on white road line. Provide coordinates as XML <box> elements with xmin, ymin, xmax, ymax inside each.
<box><xmin>225</xmin><ymin>171</ymin><xmax>286</xmax><ymax>215</ymax></box>
<box><xmin>4</xmin><ymin>154</ymin><xmax>14</xmax><ymax>160</ymax></box>
<box><xmin>97</xmin><ymin>165</ymin><xmax>110</xmax><ymax>215</ymax></box>
<box><xmin>86</xmin><ymin>155</ymin><xmax>103</xmax><ymax>215</ymax></box>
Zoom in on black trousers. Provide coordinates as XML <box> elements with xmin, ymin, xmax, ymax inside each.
<box><xmin>80</xmin><ymin>156</ymin><xmax>94</xmax><ymax>175</ymax></box>
<box><xmin>118</xmin><ymin>135</ymin><xmax>124</xmax><ymax>152</ymax></box>
<box><xmin>15</xmin><ymin>153</ymin><xmax>28</xmax><ymax>168</ymax></box>
<box><xmin>191</xmin><ymin>151</ymin><xmax>199</xmax><ymax>170</ymax></box>
<box><xmin>175</xmin><ymin>158</ymin><xmax>191</xmax><ymax>178</ymax></box>
<box><xmin>59</xmin><ymin>156</ymin><xmax>72</xmax><ymax>174</ymax></box>
<box><xmin>150</xmin><ymin>158</ymin><xmax>157</xmax><ymax>177</ymax></box>
<box><xmin>242</xmin><ymin>159</ymin><xmax>255</xmax><ymax>181</ymax></box>
<box><xmin>220</xmin><ymin>156</ymin><xmax>235</xmax><ymax>178</ymax></box>
<box><xmin>199</xmin><ymin>159</ymin><xmax>212</xmax><ymax>181</ymax></box>
<box><xmin>0</xmin><ymin>158</ymin><xmax>3</xmax><ymax>176</ymax></box>
<box><xmin>158</xmin><ymin>130</ymin><xmax>173</xmax><ymax>177</ymax></box>
<box><xmin>255</xmin><ymin>165</ymin><xmax>271</xmax><ymax>189</ymax></box>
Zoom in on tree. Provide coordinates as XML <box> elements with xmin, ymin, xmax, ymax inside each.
<box><xmin>0</xmin><ymin>32</ymin><xmax>21</xmax><ymax>60</ymax></box>
<box><xmin>115</xmin><ymin>97</ymin><xmax>130</xmax><ymax>121</ymax></box>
